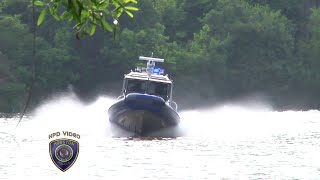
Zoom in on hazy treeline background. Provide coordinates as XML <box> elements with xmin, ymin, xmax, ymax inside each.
<box><xmin>1</xmin><ymin>0</ymin><xmax>320</xmax><ymax>112</ymax></box>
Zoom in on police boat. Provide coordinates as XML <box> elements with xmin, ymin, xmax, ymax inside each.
<box><xmin>108</xmin><ymin>56</ymin><xmax>180</xmax><ymax>135</ymax></box>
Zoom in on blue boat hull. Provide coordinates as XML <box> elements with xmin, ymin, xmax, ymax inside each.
<box><xmin>108</xmin><ymin>93</ymin><xmax>180</xmax><ymax>135</ymax></box>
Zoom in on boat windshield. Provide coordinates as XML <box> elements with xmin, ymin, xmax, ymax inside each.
<box><xmin>126</xmin><ymin>79</ymin><xmax>146</xmax><ymax>94</ymax></box>
<box><xmin>125</xmin><ymin>79</ymin><xmax>170</xmax><ymax>100</ymax></box>
<box><xmin>148</xmin><ymin>81</ymin><xmax>169</xmax><ymax>100</ymax></box>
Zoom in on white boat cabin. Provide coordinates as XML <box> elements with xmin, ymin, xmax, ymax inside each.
<box><xmin>118</xmin><ymin>55</ymin><xmax>178</xmax><ymax>110</ymax></box>
<box><xmin>122</xmin><ymin>72</ymin><xmax>173</xmax><ymax>101</ymax></box>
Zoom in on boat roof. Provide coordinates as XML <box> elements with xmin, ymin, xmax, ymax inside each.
<box><xmin>124</xmin><ymin>71</ymin><xmax>172</xmax><ymax>84</ymax></box>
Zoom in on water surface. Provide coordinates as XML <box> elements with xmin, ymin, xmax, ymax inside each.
<box><xmin>1</xmin><ymin>95</ymin><xmax>320</xmax><ymax>179</ymax></box>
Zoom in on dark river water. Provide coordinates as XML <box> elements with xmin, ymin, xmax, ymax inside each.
<box><xmin>1</xmin><ymin>95</ymin><xmax>320</xmax><ymax>179</ymax></box>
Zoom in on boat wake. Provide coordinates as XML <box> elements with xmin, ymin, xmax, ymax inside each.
<box><xmin>14</xmin><ymin>93</ymin><xmax>320</xmax><ymax>140</ymax></box>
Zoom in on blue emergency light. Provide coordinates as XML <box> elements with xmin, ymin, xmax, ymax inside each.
<box><xmin>153</xmin><ymin>68</ymin><xmax>164</xmax><ymax>75</ymax></box>
<box><xmin>153</xmin><ymin>68</ymin><xmax>160</xmax><ymax>73</ymax></box>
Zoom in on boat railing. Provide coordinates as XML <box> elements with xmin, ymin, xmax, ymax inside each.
<box><xmin>118</xmin><ymin>94</ymin><xmax>125</xmax><ymax>100</ymax></box>
<box><xmin>171</xmin><ymin>101</ymin><xmax>178</xmax><ymax>111</ymax></box>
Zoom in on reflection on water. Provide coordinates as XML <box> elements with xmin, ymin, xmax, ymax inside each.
<box><xmin>1</xmin><ymin>94</ymin><xmax>320</xmax><ymax>179</ymax></box>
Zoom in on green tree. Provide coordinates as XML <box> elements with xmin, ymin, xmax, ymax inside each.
<box><xmin>0</xmin><ymin>15</ymin><xmax>32</xmax><ymax>112</ymax></box>
<box><xmin>152</xmin><ymin>0</ymin><xmax>186</xmax><ymax>41</ymax></box>
<box><xmin>100</xmin><ymin>23</ymin><xmax>174</xmax><ymax>78</ymax></box>
<box><xmin>201</xmin><ymin>0</ymin><xmax>294</xmax><ymax>97</ymax></box>
<box><xmin>292</xmin><ymin>8</ymin><xmax>320</xmax><ymax>107</ymax></box>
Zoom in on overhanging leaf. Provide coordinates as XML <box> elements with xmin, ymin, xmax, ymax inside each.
<box><xmin>124</xmin><ymin>10</ymin><xmax>133</xmax><ymax>18</ymax></box>
<box><xmin>100</xmin><ymin>1</ymin><xmax>110</xmax><ymax>9</ymax></box>
<box><xmin>116</xmin><ymin>8</ymin><xmax>124</xmax><ymax>18</ymax></box>
<box><xmin>34</xmin><ymin>1</ymin><xmax>45</xmax><ymax>6</ymax></box>
<box><xmin>124</xmin><ymin>6</ymin><xmax>138</xmax><ymax>11</ymax></box>
<box><xmin>124</xmin><ymin>0</ymin><xmax>137</xmax><ymax>3</ymax></box>
<box><xmin>101</xmin><ymin>18</ymin><xmax>113</xmax><ymax>32</ymax></box>
<box><xmin>49</xmin><ymin>6</ymin><xmax>60</xmax><ymax>20</ymax></box>
<box><xmin>37</xmin><ymin>8</ymin><xmax>47</xmax><ymax>26</ymax></box>
<box><xmin>90</xmin><ymin>24</ymin><xmax>96</xmax><ymax>36</ymax></box>
<box><xmin>60</xmin><ymin>11</ymin><xmax>70</xmax><ymax>20</ymax></box>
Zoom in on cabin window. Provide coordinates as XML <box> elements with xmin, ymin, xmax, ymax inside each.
<box><xmin>126</xmin><ymin>79</ymin><xmax>146</xmax><ymax>94</ymax></box>
<box><xmin>125</xmin><ymin>79</ymin><xmax>170</xmax><ymax>100</ymax></box>
<box><xmin>148</xmin><ymin>82</ymin><xmax>169</xmax><ymax>100</ymax></box>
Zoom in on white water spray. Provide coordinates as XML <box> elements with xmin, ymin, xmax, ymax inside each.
<box><xmin>14</xmin><ymin>93</ymin><xmax>320</xmax><ymax>140</ymax></box>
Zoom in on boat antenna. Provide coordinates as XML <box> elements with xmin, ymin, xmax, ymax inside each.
<box><xmin>139</xmin><ymin>54</ymin><xmax>164</xmax><ymax>77</ymax></box>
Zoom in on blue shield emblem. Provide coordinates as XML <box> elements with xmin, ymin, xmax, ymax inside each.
<box><xmin>49</xmin><ymin>138</ymin><xmax>79</xmax><ymax>172</ymax></box>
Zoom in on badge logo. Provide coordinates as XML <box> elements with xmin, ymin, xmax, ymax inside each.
<box><xmin>49</xmin><ymin>138</ymin><xmax>79</xmax><ymax>172</ymax></box>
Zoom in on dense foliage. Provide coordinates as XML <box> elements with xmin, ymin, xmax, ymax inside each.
<box><xmin>1</xmin><ymin>0</ymin><xmax>320</xmax><ymax>112</ymax></box>
<box><xmin>34</xmin><ymin>0</ymin><xmax>139</xmax><ymax>39</ymax></box>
